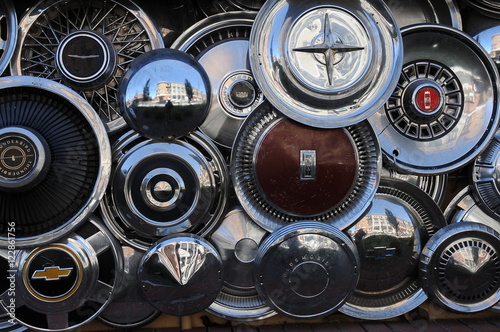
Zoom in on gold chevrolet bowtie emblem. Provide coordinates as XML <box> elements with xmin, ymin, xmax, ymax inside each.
<box><xmin>31</xmin><ymin>266</ymin><xmax>73</xmax><ymax>281</ymax></box>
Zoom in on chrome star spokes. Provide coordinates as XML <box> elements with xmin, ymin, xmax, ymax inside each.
<box><xmin>293</xmin><ymin>13</ymin><xmax>365</xmax><ymax>85</ymax></box>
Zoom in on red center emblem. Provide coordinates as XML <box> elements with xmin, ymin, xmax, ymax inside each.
<box><xmin>415</xmin><ymin>86</ymin><xmax>441</xmax><ymax>113</ymax></box>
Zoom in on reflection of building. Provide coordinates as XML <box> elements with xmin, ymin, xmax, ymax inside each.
<box><xmin>351</xmin><ymin>213</ymin><xmax>413</xmax><ymax>237</ymax></box>
<box><xmin>491</xmin><ymin>34</ymin><xmax>500</xmax><ymax>62</ymax></box>
<box><xmin>130</xmin><ymin>81</ymin><xmax>206</xmax><ymax>108</ymax></box>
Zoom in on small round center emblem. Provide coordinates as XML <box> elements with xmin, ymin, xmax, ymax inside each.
<box><xmin>415</xmin><ymin>86</ymin><xmax>441</xmax><ymax>114</ymax></box>
<box><xmin>24</xmin><ymin>245</ymin><xmax>82</xmax><ymax>302</ymax></box>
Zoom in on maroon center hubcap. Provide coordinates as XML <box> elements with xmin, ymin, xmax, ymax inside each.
<box><xmin>255</xmin><ymin>119</ymin><xmax>358</xmax><ymax>216</ymax></box>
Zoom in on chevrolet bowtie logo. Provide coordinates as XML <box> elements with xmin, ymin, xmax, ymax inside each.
<box><xmin>31</xmin><ymin>266</ymin><xmax>73</xmax><ymax>281</ymax></box>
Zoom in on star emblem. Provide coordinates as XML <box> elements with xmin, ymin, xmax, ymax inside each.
<box><xmin>293</xmin><ymin>13</ymin><xmax>365</xmax><ymax>85</ymax></box>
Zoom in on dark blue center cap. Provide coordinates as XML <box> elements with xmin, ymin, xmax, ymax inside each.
<box><xmin>24</xmin><ymin>245</ymin><xmax>82</xmax><ymax>302</ymax></box>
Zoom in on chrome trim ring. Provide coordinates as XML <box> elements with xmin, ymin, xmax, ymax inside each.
<box><xmin>172</xmin><ymin>12</ymin><xmax>262</xmax><ymax>150</ymax></box>
<box><xmin>101</xmin><ymin>130</ymin><xmax>228</xmax><ymax>251</ymax></box>
<box><xmin>382</xmin><ymin>0</ymin><xmax>462</xmax><ymax>29</ymax></box>
<box><xmin>340</xmin><ymin>178</ymin><xmax>446</xmax><ymax>320</ymax></box>
<box><xmin>139</xmin><ymin>234</ymin><xmax>224</xmax><ymax>316</ymax></box>
<box><xmin>11</xmin><ymin>0</ymin><xmax>164</xmax><ymax>133</ymax></box>
<box><xmin>0</xmin><ymin>216</ymin><xmax>123</xmax><ymax>331</ymax></box>
<box><xmin>444</xmin><ymin>186</ymin><xmax>500</xmax><ymax>236</ymax></box>
<box><xmin>253</xmin><ymin>221</ymin><xmax>359</xmax><ymax>319</ymax></box>
<box><xmin>207</xmin><ymin>206</ymin><xmax>276</xmax><ymax>321</ymax></box>
<box><xmin>249</xmin><ymin>0</ymin><xmax>403</xmax><ymax>128</ymax></box>
<box><xmin>462</xmin><ymin>0</ymin><xmax>500</xmax><ymax>18</ymax></box>
<box><xmin>381</xmin><ymin>167</ymin><xmax>448</xmax><ymax>206</ymax></box>
<box><xmin>0</xmin><ymin>76</ymin><xmax>111</xmax><ymax>249</ymax></box>
<box><xmin>231</xmin><ymin>102</ymin><xmax>380</xmax><ymax>232</ymax></box>
<box><xmin>0</xmin><ymin>0</ymin><xmax>16</xmax><ymax>76</ymax></box>
<box><xmin>369</xmin><ymin>24</ymin><xmax>500</xmax><ymax>175</ymax></box>
<box><xmin>419</xmin><ymin>222</ymin><xmax>500</xmax><ymax>313</ymax></box>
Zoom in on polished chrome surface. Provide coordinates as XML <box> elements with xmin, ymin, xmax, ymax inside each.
<box><xmin>231</xmin><ymin>102</ymin><xmax>381</xmax><ymax>232</ymax></box>
<box><xmin>249</xmin><ymin>0</ymin><xmax>402</xmax><ymax>128</ymax></box>
<box><xmin>382</xmin><ymin>0</ymin><xmax>462</xmax><ymax>29</ymax></box>
<box><xmin>139</xmin><ymin>234</ymin><xmax>223</xmax><ymax>316</ymax></box>
<box><xmin>419</xmin><ymin>222</ymin><xmax>500</xmax><ymax>313</ymax></box>
<box><xmin>119</xmin><ymin>48</ymin><xmax>210</xmax><ymax>139</ymax></box>
<box><xmin>207</xmin><ymin>206</ymin><xmax>276</xmax><ymax>321</ymax></box>
<box><xmin>369</xmin><ymin>24</ymin><xmax>500</xmax><ymax>174</ymax></box>
<box><xmin>0</xmin><ymin>0</ymin><xmax>16</xmax><ymax>76</ymax></box>
<box><xmin>253</xmin><ymin>221</ymin><xmax>359</xmax><ymax>319</ymax></box>
<box><xmin>101</xmin><ymin>130</ymin><xmax>228</xmax><ymax>251</ymax></box>
<box><xmin>0</xmin><ymin>216</ymin><xmax>123</xmax><ymax>331</ymax></box>
<box><xmin>98</xmin><ymin>246</ymin><xmax>160</xmax><ymax>329</ymax></box>
<box><xmin>469</xmin><ymin>19</ymin><xmax>500</xmax><ymax>71</ymax></box>
<box><xmin>172</xmin><ymin>12</ymin><xmax>263</xmax><ymax>150</ymax></box>
<box><xmin>462</xmin><ymin>0</ymin><xmax>500</xmax><ymax>18</ymax></box>
<box><xmin>11</xmin><ymin>0</ymin><xmax>164</xmax><ymax>133</ymax></box>
<box><xmin>472</xmin><ymin>129</ymin><xmax>500</xmax><ymax>220</ymax></box>
<box><xmin>0</xmin><ymin>76</ymin><xmax>111</xmax><ymax>248</ymax></box>
<box><xmin>444</xmin><ymin>186</ymin><xmax>500</xmax><ymax>234</ymax></box>
<box><xmin>340</xmin><ymin>178</ymin><xmax>446</xmax><ymax>320</ymax></box>
<box><xmin>0</xmin><ymin>127</ymin><xmax>50</xmax><ymax>191</ymax></box>
<box><xmin>381</xmin><ymin>167</ymin><xmax>448</xmax><ymax>205</ymax></box>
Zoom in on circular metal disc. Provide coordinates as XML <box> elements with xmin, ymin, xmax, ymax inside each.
<box><xmin>172</xmin><ymin>12</ymin><xmax>263</xmax><ymax>150</ymax></box>
<box><xmin>0</xmin><ymin>216</ymin><xmax>123</xmax><ymax>331</ymax></box>
<box><xmin>231</xmin><ymin>102</ymin><xmax>380</xmax><ymax>232</ymax></box>
<box><xmin>253</xmin><ymin>221</ymin><xmax>359</xmax><ymax>319</ymax></box>
<box><xmin>101</xmin><ymin>130</ymin><xmax>228</xmax><ymax>251</ymax></box>
<box><xmin>0</xmin><ymin>76</ymin><xmax>111</xmax><ymax>249</ymax></box>
<box><xmin>369</xmin><ymin>24</ymin><xmax>500</xmax><ymax>174</ymax></box>
<box><xmin>472</xmin><ymin>129</ymin><xmax>500</xmax><ymax>220</ymax></box>
<box><xmin>119</xmin><ymin>48</ymin><xmax>210</xmax><ymax>139</ymax></box>
<box><xmin>10</xmin><ymin>0</ymin><xmax>164</xmax><ymax>133</ymax></box>
<box><xmin>381</xmin><ymin>167</ymin><xmax>448</xmax><ymax>205</ymax></box>
<box><xmin>139</xmin><ymin>234</ymin><xmax>224</xmax><ymax>316</ymax></box>
<box><xmin>249</xmin><ymin>0</ymin><xmax>403</xmax><ymax>128</ymax></box>
<box><xmin>382</xmin><ymin>0</ymin><xmax>462</xmax><ymax>29</ymax></box>
<box><xmin>419</xmin><ymin>222</ymin><xmax>500</xmax><ymax>313</ymax></box>
<box><xmin>98</xmin><ymin>246</ymin><xmax>160</xmax><ymax>329</ymax></box>
<box><xmin>207</xmin><ymin>206</ymin><xmax>276</xmax><ymax>321</ymax></box>
<box><xmin>468</xmin><ymin>18</ymin><xmax>500</xmax><ymax>72</ymax></box>
<box><xmin>340</xmin><ymin>178</ymin><xmax>446</xmax><ymax>320</ymax></box>
<box><xmin>0</xmin><ymin>0</ymin><xmax>16</xmax><ymax>76</ymax></box>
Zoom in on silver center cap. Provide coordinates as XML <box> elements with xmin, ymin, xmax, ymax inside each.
<box><xmin>287</xmin><ymin>8</ymin><xmax>371</xmax><ymax>92</ymax></box>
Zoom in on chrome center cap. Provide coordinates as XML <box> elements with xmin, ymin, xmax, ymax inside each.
<box><xmin>141</xmin><ymin>169</ymin><xmax>185</xmax><ymax>211</ymax></box>
<box><xmin>56</xmin><ymin>31</ymin><xmax>116</xmax><ymax>89</ymax></box>
<box><xmin>287</xmin><ymin>8</ymin><xmax>370</xmax><ymax>91</ymax></box>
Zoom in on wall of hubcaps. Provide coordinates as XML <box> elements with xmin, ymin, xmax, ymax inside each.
<box><xmin>1</xmin><ymin>0</ymin><xmax>500</xmax><ymax>331</ymax></box>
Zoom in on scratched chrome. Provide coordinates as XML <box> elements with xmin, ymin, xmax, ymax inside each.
<box><xmin>253</xmin><ymin>221</ymin><xmax>359</xmax><ymax>319</ymax></box>
<box><xmin>369</xmin><ymin>24</ymin><xmax>500</xmax><ymax>175</ymax></box>
<box><xmin>98</xmin><ymin>245</ymin><xmax>160</xmax><ymax>329</ymax></box>
<box><xmin>139</xmin><ymin>234</ymin><xmax>223</xmax><ymax>316</ymax></box>
<box><xmin>419</xmin><ymin>222</ymin><xmax>500</xmax><ymax>313</ymax></box>
<box><xmin>0</xmin><ymin>0</ymin><xmax>16</xmax><ymax>76</ymax></box>
<box><xmin>0</xmin><ymin>216</ymin><xmax>123</xmax><ymax>331</ymax></box>
<box><xmin>119</xmin><ymin>48</ymin><xmax>210</xmax><ymax>139</ymax></box>
<box><xmin>101</xmin><ymin>130</ymin><xmax>228</xmax><ymax>251</ymax></box>
<box><xmin>249</xmin><ymin>0</ymin><xmax>402</xmax><ymax>128</ymax></box>
<box><xmin>0</xmin><ymin>76</ymin><xmax>111</xmax><ymax>249</ymax></box>
<box><xmin>231</xmin><ymin>102</ymin><xmax>381</xmax><ymax>232</ymax></box>
<box><xmin>340</xmin><ymin>178</ymin><xmax>446</xmax><ymax>320</ymax></box>
<box><xmin>172</xmin><ymin>12</ymin><xmax>263</xmax><ymax>150</ymax></box>
<box><xmin>207</xmin><ymin>206</ymin><xmax>276</xmax><ymax>321</ymax></box>
<box><xmin>382</xmin><ymin>0</ymin><xmax>462</xmax><ymax>29</ymax></box>
<box><xmin>11</xmin><ymin>0</ymin><xmax>164</xmax><ymax>133</ymax></box>
<box><xmin>381</xmin><ymin>167</ymin><xmax>448</xmax><ymax>205</ymax></box>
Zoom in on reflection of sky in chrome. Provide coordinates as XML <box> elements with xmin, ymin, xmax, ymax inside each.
<box><xmin>449</xmin><ymin>245</ymin><xmax>493</xmax><ymax>274</ymax></box>
<box><xmin>474</xmin><ymin>27</ymin><xmax>500</xmax><ymax>53</ymax></box>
